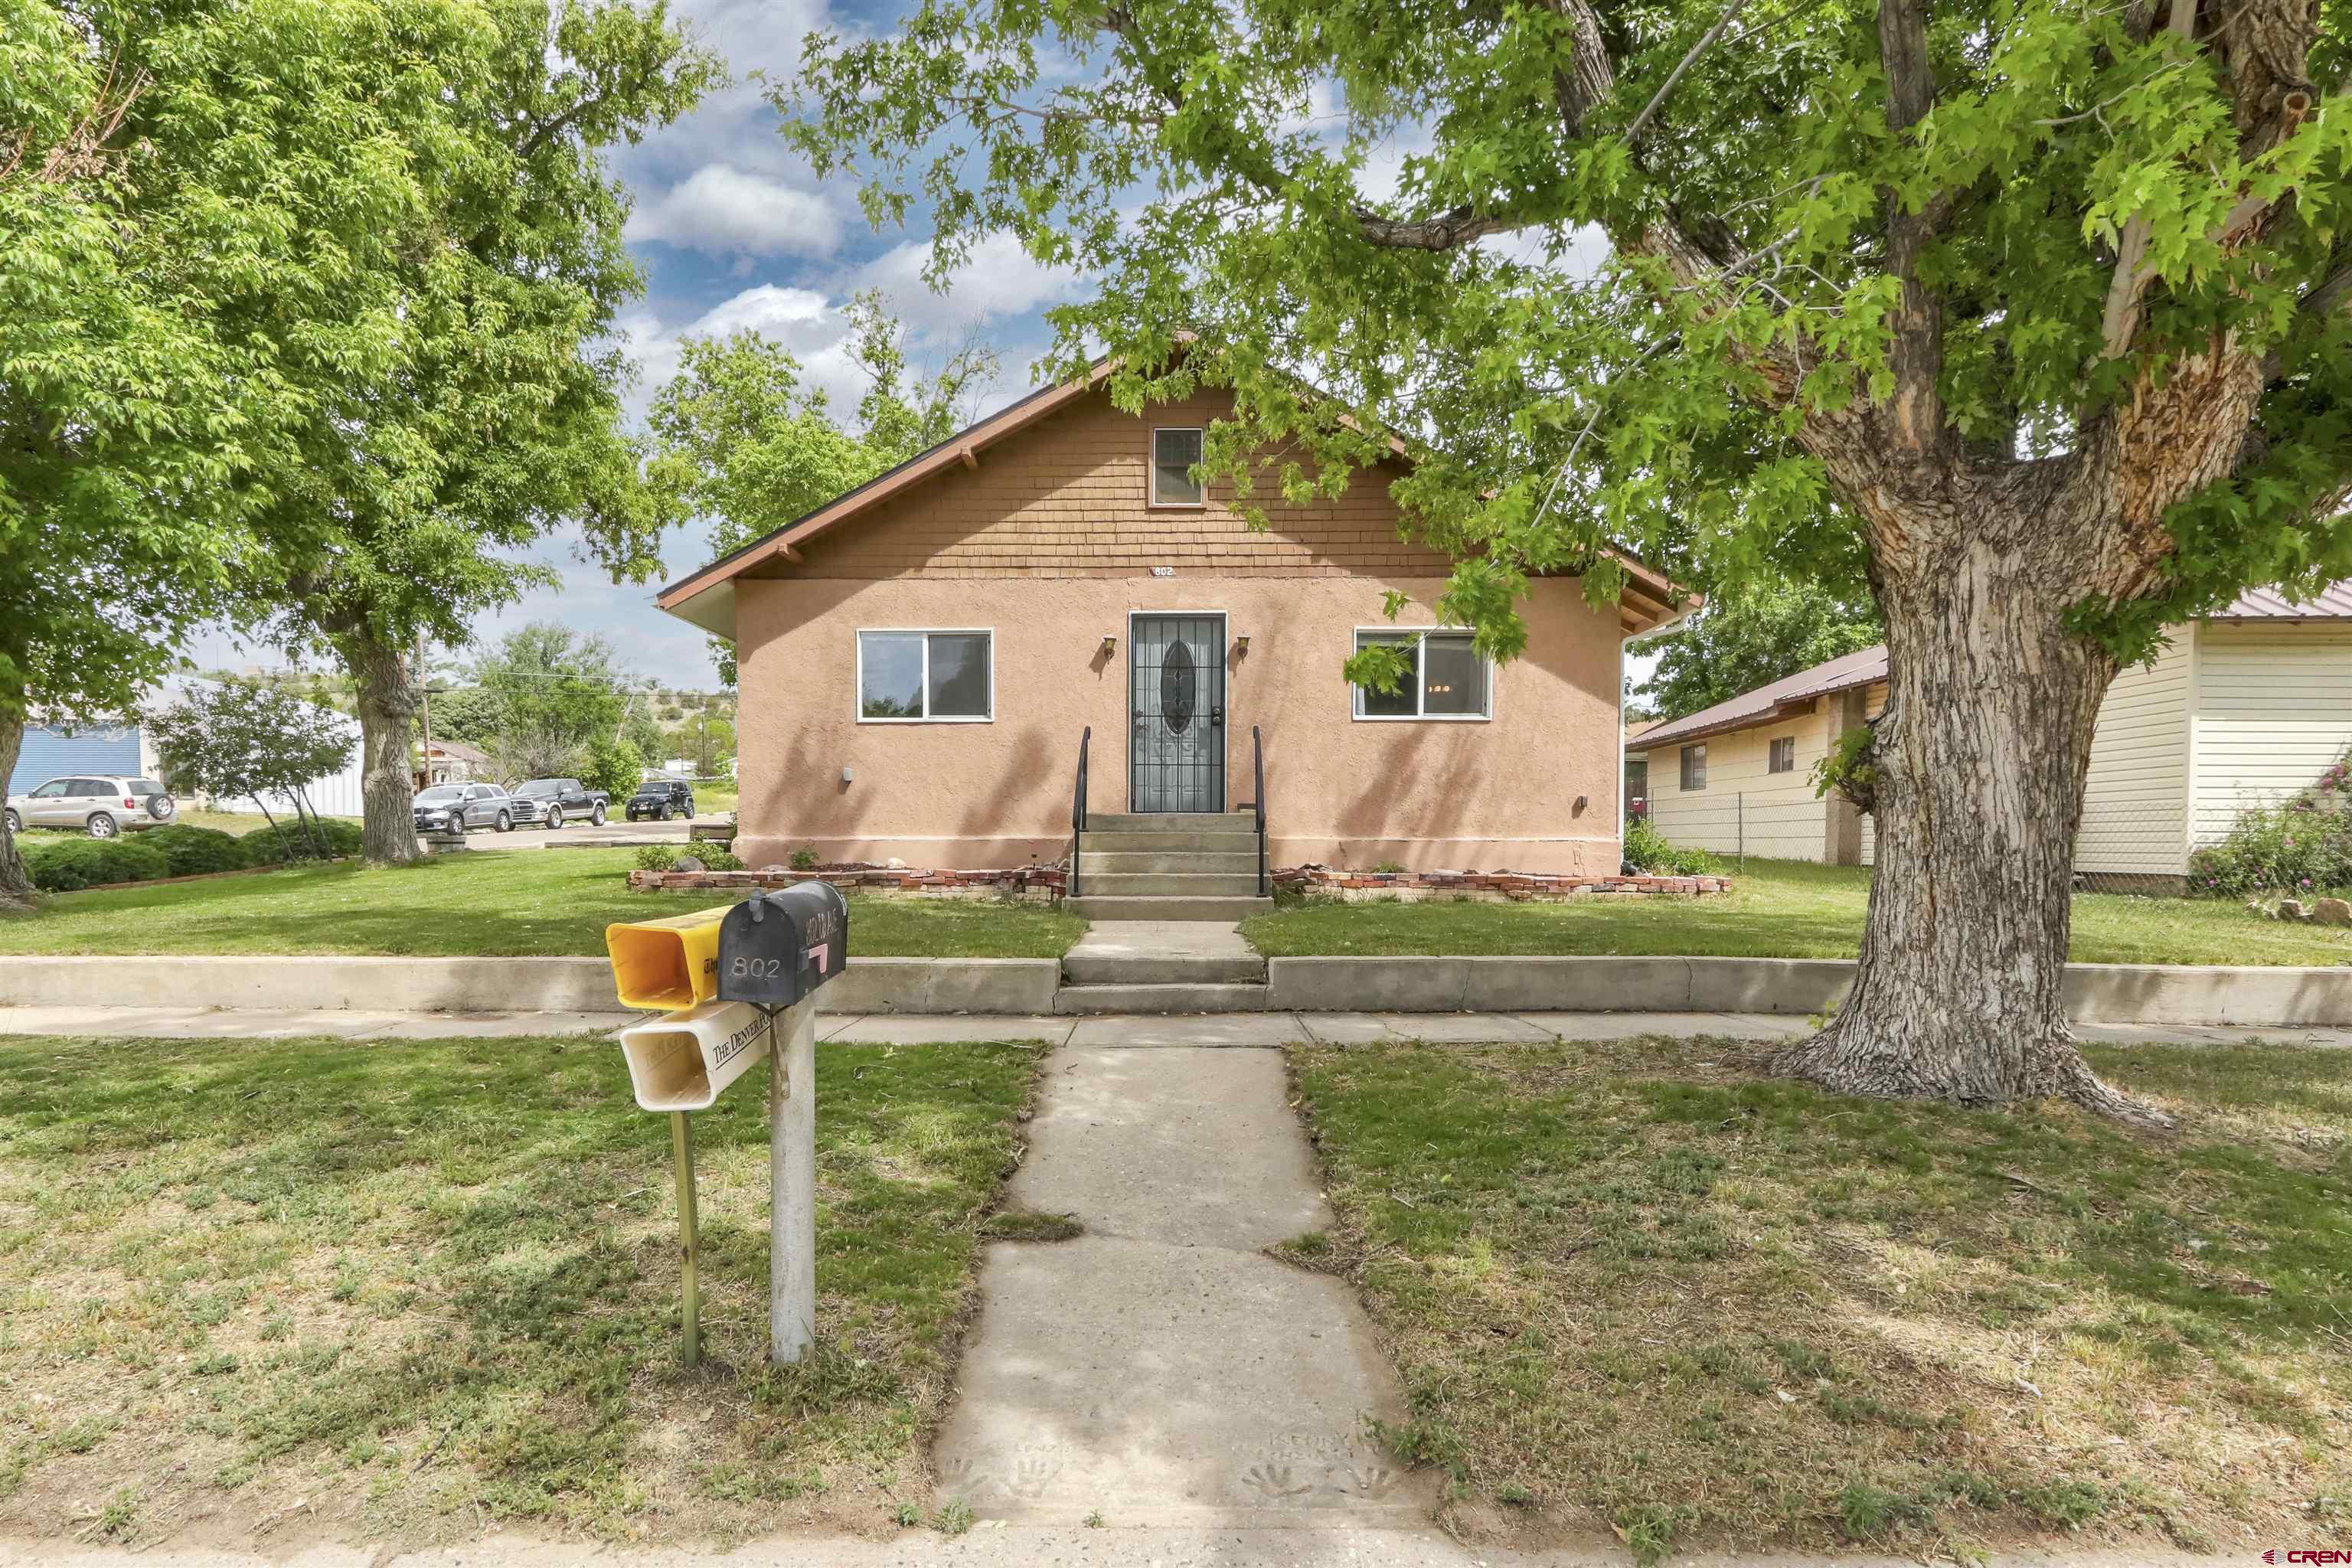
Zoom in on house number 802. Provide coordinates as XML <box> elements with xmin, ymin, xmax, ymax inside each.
<box><xmin>730</xmin><ymin>956</ymin><xmax>786</xmax><ymax>979</ymax></box>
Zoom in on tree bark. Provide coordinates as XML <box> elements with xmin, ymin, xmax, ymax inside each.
<box><xmin>0</xmin><ymin>709</ymin><xmax>32</xmax><ymax>908</ymax></box>
<box><xmin>1778</xmin><ymin>506</ymin><xmax>2175</xmax><ymax>1129</ymax></box>
<box><xmin>336</xmin><ymin>627</ymin><xmax>423</xmax><ymax>866</ymax></box>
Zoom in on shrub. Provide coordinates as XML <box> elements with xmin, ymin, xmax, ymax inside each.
<box><xmin>2185</xmin><ymin>772</ymin><xmax>2352</xmax><ymax>898</ymax></box>
<box><xmin>697</xmin><ymin>847</ymin><xmax>744</xmax><ymax>871</ymax></box>
<box><xmin>789</xmin><ymin>842</ymin><xmax>820</xmax><ymax>871</ymax></box>
<box><xmin>240</xmin><ymin>818</ymin><xmax>364</xmax><ymax>864</ymax></box>
<box><xmin>24</xmin><ymin>837</ymin><xmax>173</xmax><ymax>893</ymax></box>
<box><xmin>141</xmin><ymin>825</ymin><xmax>251</xmax><ymax>877</ymax></box>
<box><xmin>1623</xmin><ymin>815</ymin><xmax>1720</xmax><ymax>876</ymax></box>
<box><xmin>634</xmin><ymin>844</ymin><xmax>683</xmax><ymax>872</ymax></box>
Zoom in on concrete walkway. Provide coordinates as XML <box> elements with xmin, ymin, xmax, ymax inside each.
<box><xmin>931</xmin><ymin>1041</ymin><xmax>1429</xmax><ymax>1528</ymax></box>
<box><xmin>4</xmin><ymin>1004</ymin><xmax>2347</xmax><ymax>1047</ymax></box>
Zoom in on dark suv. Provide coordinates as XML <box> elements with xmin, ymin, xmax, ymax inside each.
<box><xmin>626</xmin><ymin>779</ymin><xmax>695</xmax><ymax>822</ymax></box>
<box><xmin>512</xmin><ymin>777</ymin><xmax>609</xmax><ymax>829</ymax></box>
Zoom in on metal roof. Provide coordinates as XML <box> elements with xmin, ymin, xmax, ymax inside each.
<box><xmin>1632</xmin><ymin>577</ymin><xmax>2350</xmax><ymax>754</ymax></box>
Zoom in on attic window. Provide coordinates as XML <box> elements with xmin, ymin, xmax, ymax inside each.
<box><xmin>1151</xmin><ymin>427</ymin><xmax>1204</xmax><ymax>506</ymax></box>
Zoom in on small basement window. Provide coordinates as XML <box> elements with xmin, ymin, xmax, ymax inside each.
<box><xmin>858</xmin><ymin>630</ymin><xmax>994</xmax><ymax>721</ymax></box>
<box><xmin>1353</xmin><ymin>630</ymin><xmax>1492</xmax><ymax>720</ymax></box>
<box><xmin>1681</xmin><ymin>744</ymin><xmax>1707</xmax><ymax>791</ymax></box>
<box><xmin>1151</xmin><ymin>427</ymin><xmax>1205</xmax><ymax>506</ymax></box>
<box><xmin>1769</xmin><ymin>736</ymin><xmax>1795</xmax><ymax>774</ymax></box>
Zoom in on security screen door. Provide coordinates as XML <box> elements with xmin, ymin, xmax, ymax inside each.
<box><xmin>1129</xmin><ymin>614</ymin><xmax>1226</xmax><ymax>812</ymax></box>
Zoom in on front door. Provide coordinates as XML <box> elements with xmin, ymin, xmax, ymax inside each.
<box><xmin>1129</xmin><ymin>613</ymin><xmax>1227</xmax><ymax>812</ymax></box>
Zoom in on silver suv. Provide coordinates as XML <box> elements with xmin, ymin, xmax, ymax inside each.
<box><xmin>4</xmin><ymin>776</ymin><xmax>176</xmax><ymax>838</ymax></box>
<box><xmin>411</xmin><ymin>783</ymin><xmax>540</xmax><ymax>834</ymax></box>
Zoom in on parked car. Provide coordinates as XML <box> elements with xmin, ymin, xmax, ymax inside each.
<box><xmin>4</xmin><ymin>776</ymin><xmax>175</xmax><ymax>838</ymax></box>
<box><xmin>626</xmin><ymin>779</ymin><xmax>695</xmax><ymax>822</ymax></box>
<box><xmin>411</xmin><ymin>782</ymin><xmax>539</xmax><ymax>834</ymax></box>
<box><xmin>511</xmin><ymin>777</ymin><xmax>609</xmax><ymax>829</ymax></box>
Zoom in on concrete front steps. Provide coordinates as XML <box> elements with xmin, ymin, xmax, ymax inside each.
<box><xmin>1055</xmin><ymin>919</ymin><xmax>1272</xmax><ymax>1015</ymax></box>
<box><xmin>1066</xmin><ymin>812</ymin><xmax>1272</xmax><ymax>923</ymax></box>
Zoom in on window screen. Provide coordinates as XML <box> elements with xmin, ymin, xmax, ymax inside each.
<box><xmin>859</xmin><ymin>631</ymin><xmax>994</xmax><ymax>720</ymax></box>
<box><xmin>1769</xmin><ymin>736</ymin><xmax>1795</xmax><ymax>774</ymax></box>
<box><xmin>1680</xmin><ymin>745</ymin><xmax>1707</xmax><ymax>790</ymax></box>
<box><xmin>1152</xmin><ymin>427</ymin><xmax>1204</xmax><ymax>505</ymax></box>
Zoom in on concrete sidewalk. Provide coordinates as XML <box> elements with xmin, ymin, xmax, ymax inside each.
<box><xmin>4</xmin><ymin>1004</ymin><xmax>2347</xmax><ymax>1047</ymax></box>
<box><xmin>931</xmin><ymin>1043</ymin><xmax>1429</xmax><ymax>1528</ymax></box>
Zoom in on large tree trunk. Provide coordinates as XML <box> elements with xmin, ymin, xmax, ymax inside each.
<box><xmin>1779</xmin><ymin>516</ymin><xmax>2174</xmax><ymax>1129</ymax></box>
<box><xmin>336</xmin><ymin>628</ymin><xmax>423</xmax><ymax>866</ymax></box>
<box><xmin>0</xmin><ymin>708</ymin><xmax>31</xmax><ymax>908</ymax></box>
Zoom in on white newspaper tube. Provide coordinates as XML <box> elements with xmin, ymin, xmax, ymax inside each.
<box><xmin>769</xmin><ymin>996</ymin><xmax>818</xmax><ymax>1366</ymax></box>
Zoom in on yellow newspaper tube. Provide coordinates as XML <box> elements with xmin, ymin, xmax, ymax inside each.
<box><xmin>606</xmin><ymin>905</ymin><xmax>736</xmax><ymax>1011</ymax></box>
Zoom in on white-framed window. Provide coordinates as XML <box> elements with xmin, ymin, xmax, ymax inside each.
<box><xmin>1680</xmin><ymin>744</ymin><xmax>1707</xmax><ymax>791</ymax></box>
<box><xmin>856</xmin><ymin>629</ymin><xmax>995</xmax><ymax>722</ymax></box>
<box><xmin>1351</xmin><ymin>629</ymin><xmax>1493</xmax><ymax>721</ymax></box>
<box><xmin>1150</xmin><ymin>426</ymin><xmax>1205</xmax><ymax>506</ymax></box>
<box><xmin>1769</xmin><ymin>735</ymin><xmax>1796</xmax><ymax>774</ymax></box>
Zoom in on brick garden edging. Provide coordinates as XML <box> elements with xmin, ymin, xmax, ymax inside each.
<box><xmin>628</xmin><ymin>864</ymin><xmax>1066</xmax><ymax>902</ymax></box>
<box><xmin>1272</xmin><ymin>865</ymin><xmax>1733</xmax><ymax>901</ymax></box>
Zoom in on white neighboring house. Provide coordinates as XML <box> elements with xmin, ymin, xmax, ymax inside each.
<box><xmin>150</xmin><ymin>679</ymin><xmax>369</xmax><ymax>818</ymax></box>
<box><xmin>1631</xmin><ymin>583</ymin><xmax>2352</xmax><ymax>890</ymax></box>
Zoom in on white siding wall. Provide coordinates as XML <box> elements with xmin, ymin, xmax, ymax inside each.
<box><xmin>1858</xmin><ymin>683</ymin><xmax>1886</xmax><ymax>867</ymax></box>
<box><xmin>2190</xmin><ymin>621</ymin><xmax>2352</xmax><ymax>847</ymax></box>
<box><xmin>2076</xmin><ymin>632</ymin><xmax>2194</xmax><ymax>875</ymax></box>
<box><xmin>1644</xmin><ymin>703</ymin><xmax>1832</xmax><ymax>860</ymax></box>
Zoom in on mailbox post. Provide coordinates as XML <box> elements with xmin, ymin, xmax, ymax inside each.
<box><xmin>606</xmin><ymin>881</ymin><xmax>849</xmax><ymax>1370</ymax></box>
<box><xmin>716</xmin><ymin>884</ymin><xmax>848</xmax><ymax>1367</ymax></box>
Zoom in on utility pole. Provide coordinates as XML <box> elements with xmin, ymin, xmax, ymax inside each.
<box><xmin>416</xmin><ymin>632</ymin><xmax>433</xmax><ymax>789</ymax></box>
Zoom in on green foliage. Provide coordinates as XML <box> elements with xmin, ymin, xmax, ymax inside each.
<box><xmin>2186</xmin><ymin>757</ymin><xmax>2352</xmax><ymax>896</ymax></box>
<box><xmin>141</xmin><ymin>827</ymin><xmax>253</xmax><ymax>878</ymax></box>
<box><xmin>1637</xmin><ymin>581</ymin><xmax>1880</xmax><ymax>722</ymax></box>
<box><xmin>1622</xmin><ymin>815</ymin><xmax>1719</xmax><ymax>877</ymax></box>
<box><xmin>240</xmin><ymin>820</ymin><xmax>364</xmax><ymax>865</ymax></box>
<box><xmin>694</xmin><ymin>848</ymin><xmax>745</xmax><ymax>872</ymax></box>
<box><xmin>469</xmin><ymin>624</ymin><xmax>629</xmax><ymax>773</ymax></box>
<box><xmin>632</xmin><ymin>844</ymin><xmax>682</xmax><ymax>872</ymax></box>
<box><xmin>789</xmin><ymin>844</ymin><xmax>821</xmax><ymax>872</ymax></box>
<box><xmin>1810</xmin><ymin>725</ymin><xmax>1880</xmax><ymax>815</ymax></box>
<box><xmin>584</xmin><ymin>739</ymin><xmax>643</xmax><ymax>800</ymax></box>
<box><xmin>23</xmin><ymin>837</ymin><xmax>172</xmax><ymax>893</ymax></box>
<box><xmin>142</xmin><ymin>681</ymin><xmax>356</xmax><ymax>812</ymax></box>
<box><xmin>646</xmin><ymin>296</ymin><xmax>999</xmax><ymax>683</ymax></box>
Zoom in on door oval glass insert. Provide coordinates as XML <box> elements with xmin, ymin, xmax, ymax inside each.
<box><xmin>1160</xmin><ymin>640</ymin><xmax>1197</xmax><ymax>733</ymax></box>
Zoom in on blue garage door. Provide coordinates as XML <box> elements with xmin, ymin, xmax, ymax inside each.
<box><xmin>8</xmin><ymin>725</ymin><xmax>142</xmax><ymax>796</ymax></box>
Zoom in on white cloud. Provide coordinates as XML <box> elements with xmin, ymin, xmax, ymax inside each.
<box><xmin>848</xmin><ymin>230</ymin><xmax>1085</xmax><ymax>338</ymax></box>
<box><xmin>623</xmin><ymin>165</ymin><xmax>845</xmax><ymax>260</ymax></box>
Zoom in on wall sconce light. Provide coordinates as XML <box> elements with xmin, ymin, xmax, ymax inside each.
<box><xmin>1099</xmin><ymin>635</ymin><xmax>1118</xmax><ymax>658</ymax></box>
<box><xmin>841</xmin><ymin>766</ymin><xmax>855</xmax><ymax>785</ymax></box>
<box><xmin>1234</xmin><ymin>633</ymin><xmax>1251</xmax><ymax>655</ymax></box>
<box><xmin>1573</xmin><ymin>793</ymin><xmax>1589</xmax><ymax>816</ymax></box>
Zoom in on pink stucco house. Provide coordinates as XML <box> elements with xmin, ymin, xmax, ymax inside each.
<box><xmin>655</xmin><ymin>361</ymin><xmax>1691</xmax><ymax>897</ymax></box>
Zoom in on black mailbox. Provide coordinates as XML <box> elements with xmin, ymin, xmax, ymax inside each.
<box><xmin>717</xmin><ymin>883</ymin><xmax>850</xmax><ymax>1007</ymax></box>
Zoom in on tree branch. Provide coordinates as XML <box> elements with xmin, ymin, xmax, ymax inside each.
<box><xmin>1876</xmin><ymin>0</ymin><xmax>1948</xmax><ymax>456</ymax></box>
<box><xmin>1623</xmin><ymin>0</ymin><xmax>1755</xmax><ymax>148</ymax></box>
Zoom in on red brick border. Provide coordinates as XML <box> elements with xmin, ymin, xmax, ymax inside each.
<box><xmin>1272</xmin><ymin>864</ymin><xmax>1731</xmax><ymax>900</ymax></box>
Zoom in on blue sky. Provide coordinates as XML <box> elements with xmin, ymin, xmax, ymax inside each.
<box><xmin>191</xmin><ymin>0</ymin><xmax>1081</xmax><ymax>688</ymax></box>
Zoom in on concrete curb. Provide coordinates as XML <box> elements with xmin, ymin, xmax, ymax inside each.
<box><xmin>1265</xmin><ymin>955</ymin><xmax>2352</xmax><ymax>1025</ymax></box>
<box><xmin>0</xmin><ymin>953</ymin><xmax>2343</xmax><ymax>1026</ymax></box>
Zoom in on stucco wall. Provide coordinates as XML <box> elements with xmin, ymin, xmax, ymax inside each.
<box><xmin>733</xmin><ymin>574</ymin><xmax>1627</xmax><ymax>874</ymax></box>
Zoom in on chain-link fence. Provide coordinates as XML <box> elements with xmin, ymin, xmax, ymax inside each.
<box><xmin>1646</xmin><ymin>791</ymin><xmax>2212</xmax><ymax>895</ymax></box>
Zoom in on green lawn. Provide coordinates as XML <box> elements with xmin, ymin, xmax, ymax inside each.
<box><xmin>1245</xmin><ymin>858</ymin><xmax>2352</xmax><ymax>967</ymax></box>
<box><xmin>0</xmin><ymin>847</ymin><xmax>1086</xmax><ymax>959</ymax></box>
<box><xmin>0</xmin><ymin>1031</ymin><xmax>1047</xmax><ymax>1545</ymax></box>
<box><xmin>1285</xmin><ymin>1035</ymin><xmax>2352</xmax><ymax>1561</ymax></box>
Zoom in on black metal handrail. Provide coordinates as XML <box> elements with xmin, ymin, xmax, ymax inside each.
<box><xmin>1250</xmin><ymin>724</ymin><xmax>1267</xmax><ymax>897</ymax></box>
<box><xmin>1070</xmin><ymin>726</ymin><xmax>1090</xmax><ymax>899</ymax></box>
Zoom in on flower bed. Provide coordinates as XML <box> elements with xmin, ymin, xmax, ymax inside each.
<box><xmin>627</xmin><ymin>863</ymin><xmax>1065</xmax><ymax>902</ymax></box>
<box><xmin>1273</xmin><ymin>864</ymin><xmax>1732</xmax><ymax>902</ymax></box>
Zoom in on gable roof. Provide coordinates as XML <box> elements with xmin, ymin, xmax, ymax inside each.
<box><xmin>1632</xmin><ymin>578</ymin><xmax>2352</xmax><ymax>753</ymax></box>
<box><xmin>1635</xmin><ymin>645</ymin><xmax>1890</xmax><ymax>753</ymax></box>
<box><xmin>653</xmin><ymin>358</ymin><xmax>1697</xmax><ymax>641</ymax></box>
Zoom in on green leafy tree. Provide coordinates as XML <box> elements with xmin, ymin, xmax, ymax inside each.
<box><xmin>647</xmin><ymin>293</ymin><xmax>1000</xmax><ymax>682</ymax></box>
<box><xmin>256</xmin><ymin>0</ymin><xmax>717</xmax><ymax>867</ymax></box>
<box><xmin>0</xmin><ymin>0</ymin><xmax>456</xmax><ymax>906</ymax></box>
<box><xmin>792</xmin><ymin>0</ymin><xmax>2352</xmax><ymax>1122</ymax></box>
<box><xmin>1638</xmin><ymin>581</ymin><xmax>1883</xmax><ymax>721</ymax></box>
<box><xmin>583</xmin><ymin>737</ymin><xmax>643</xmax><ymax>799</ymax></box>
<box><xmin>676</xmin><ymin>713</ymin><xmax>735</xmax><ymax>776</ymax></box>
<box><xmin>142</xmin><ymin>681</ymin><xmax>359</xmax><ymax>858</ymax></box>
<box><xmin>470</xmin><ymin>622</ymin><xmax>629</xmax><ymax>769</ymax></box>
